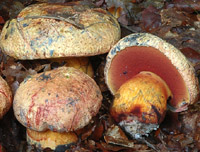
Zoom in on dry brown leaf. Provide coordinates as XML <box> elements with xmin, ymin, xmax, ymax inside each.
<box><xmin>140</xmin><ymin>5</ymin><xmax>161</xmax><ymax>32</ymax></box>
<box><xmin>160</xmin><ymin>8</ymin><xmax>193</xmax><ymax>27</ymax></box>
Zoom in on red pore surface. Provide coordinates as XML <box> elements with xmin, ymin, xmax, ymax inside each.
<box><xmin>108</xmin><ymin>46</ymin><xmax>189</xmax><ymax>107</ymax></box>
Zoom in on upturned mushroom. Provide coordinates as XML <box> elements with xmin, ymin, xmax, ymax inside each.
<box><xmin>0</xmin><ymin>76</ymin><xmax>12</xmax><ymax>119</ymax></box>
<box><xmin>105</xmin><ymin>33</ymin><xmax>199</xmax><ymax>112</ymax></box>
<box><xmin>104</xmin><ymin>33</ymin><xmax>199</xmax><ymax>138</ymax></box>
<box><xmin>13</xmin><ymin>67</ymin><xmax>102</xmax><ymax>150</ymax></box>
<box><xmin>0</xmin><ymin>1</ymin><xmax>121</xmax><ymax>59</ymax></box>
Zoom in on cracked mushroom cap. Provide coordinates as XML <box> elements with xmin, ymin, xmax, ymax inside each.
<box><xmin>0</xmin><ymin>2</ymin><xmax>121</xmax><ymax>59</ymax></box>
<box><xmin>104</xmin><ymin>33</ymin><xmax>199</xmax><ymax>112</ymax></box>
<box><xmin>0</xmin><ymin>76</ymin><xmax>12</xmax><ymax>118</ymax></box>
<box><xmin>13</xmin><ymin>67</ymin><xmax>102</xmax><ymax>132</ymax></box>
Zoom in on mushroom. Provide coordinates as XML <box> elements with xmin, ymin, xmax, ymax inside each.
<box><xmin>110</xmin><ymin>71</ymin><xmax>172</xmax><ymax>139</ymax></box>
<box><xmin>105</xmin><ymin>33</ymin><xmax>199</xmax><ymax>113</ymax></box>
<box><xmin>0</xmin><ymin>1</ymin><xmax>121</xmax><ymax>60</ymax></box>
<box><xmin>0</xmin><ymin>1</ymin><xmax>121</xmax><ymax>81</ymax></box>
<box><xmin>104</xmin><ymin>33</ymin><xmax>199</xmax><ymax>139</ymax></box>
<box><xmin>13</xmin><ymin>67</ymin><xmax>102</xmax><ymax>150</ymax></box>
<box><xmin>0</xmin><ymin>76</ymin><xmax>12</xmax><ymax>118</ymax></box>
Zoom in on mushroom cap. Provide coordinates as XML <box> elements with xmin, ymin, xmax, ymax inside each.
<box><xmin>13</xmin><ymin>67</ymin><xmax>102</xmax><ymax>132</ymax></box>
<box><xmin>105</xmin><ymin>33</ymin><xmax>199</xmax><ymax>112</ymax></box>
<box><xmin>0</xmin><ymin>2</ymin><xmax>121</xmax><ymax>59</ymax></box>
<box><xmin>27</xmin><ymin>128</ymin><xmax>78</xmax><ymax>150</ymax></box>
<box><xmin>0</xmin><ymin>76</ymin><xmax>12</xmax><ymax>118</ymax></box>
<box><xmin>110</xmin><ymin>71</ymin><xmax>172</xmax><ymax>138</ymax></box>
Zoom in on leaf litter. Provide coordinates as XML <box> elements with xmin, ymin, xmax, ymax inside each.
<box><xmin>0</xmin><ymin>0</ymin><xmax>200</xmax><ymax>151</ymax></box>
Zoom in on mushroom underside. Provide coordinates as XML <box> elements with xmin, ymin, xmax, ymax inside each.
<box><xmin>107</xmin><ymin>46</ymin><xmax>189</xmax><ymax>109</ymax></box>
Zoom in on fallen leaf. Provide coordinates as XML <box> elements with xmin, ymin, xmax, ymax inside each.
<box><xmin>160</xmin><ymin>8</ymin><xmax>193</xmax><ymax>27</ymax></box>
<box><xmin>140</xmin><ymin>5</ymin><xmax>161</xmax><ymax>32</ymax></box>
<box><xmin>0</xmin><ymin>16</ymin><xmax>5</xmax><ymax>24</ymax></box>
<box><xmin>166</xmin><ymin>0</ymin><xmax>200</xmax><ymax>13</ymax></box>
<box><xmin>180</xmin><ymin>47</ymin><xmax>200</xmax><ymax>74</ymax></box>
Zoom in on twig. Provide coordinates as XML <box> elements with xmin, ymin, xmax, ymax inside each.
<box><xmin>120</xmin><ymin>23</ymin><xmax>138</xmax><ymax>33</ymax></box>
<box><xmin>137</xmin><ymin>137</ymin><xmax>159</xmax><ymax>151</ymax></box>
<box><xmin>17</xmin><ymin>15</ymin><xmax>85</xmax><ymax>29</ymax></box>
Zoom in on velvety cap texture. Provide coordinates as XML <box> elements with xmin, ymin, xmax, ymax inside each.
<box><xmin>0</xmin><ymin>2</ymin><xmax>121</xmax><ymax>59</ymax></box>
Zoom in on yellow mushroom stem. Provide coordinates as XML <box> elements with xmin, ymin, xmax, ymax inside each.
<box><xmin>110</xmin><ymin>71</ymin><xmax>172</xmax><ymax>139</ymax></box>
<box><xmin>27</xmin><ymin>128</ymin><xmax>78</xmax><ymax>150</ymax></box>
<box><xmin>49</xmin><ymin>57</ymin><xmax>94</xmax><ymax>78</ymax></box>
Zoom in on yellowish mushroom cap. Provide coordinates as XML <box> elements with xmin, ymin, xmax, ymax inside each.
<box><xmin>13</xmin><ymin>67</ymin><xmax>102</xmax><ymax>132</ymax></box>
<box><xmin>0</xmin><ymin>2</ymin><xmax>121</xmax><ymax>59</ymax></box>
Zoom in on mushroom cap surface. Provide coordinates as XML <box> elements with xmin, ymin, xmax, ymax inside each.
<box><xmin>0</xmin><ymin>2</ymin><xmax>121</xmax><ymax>59</ymax></box>
<box><xmin>0</xmin><ymin>76</ymin><xmax>12</xmax><ymax>118</ymax></box>
<box><xmin>105</xmin><ymin>33</ymin><xmax>199</xmax><ymax>112</ymax></box>
<box><xmin>13</xmin><ymin>67</ymin><xmax>102</xmax><ymax>132</ymax></box>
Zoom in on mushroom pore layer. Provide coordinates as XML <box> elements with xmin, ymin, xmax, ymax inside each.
<box><xmin>108</xmin><ymin>46</ymin><xmax>189</xmax><ymax>108</ymax></box>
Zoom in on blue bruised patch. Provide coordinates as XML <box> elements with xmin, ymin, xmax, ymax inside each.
<box><xmin>50</xmin><ymin>50</ymin><xmax>54</xmax><ymax>56</ymax></box>
<box><xmin>22</xmin><ymin>23</ymin><xmax>29</xmax><ymax>27</ymax></box>
<box><xmin>48</xmin><ymin>38</ymin><xmax>53</xmax><ymax>46</ymax></box>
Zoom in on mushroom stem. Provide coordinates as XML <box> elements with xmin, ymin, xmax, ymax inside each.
<box><xmin>110</xmin><ymin>71</ymin><xmax>172</xmax><ymax>138</ymax></box>
<box><xmin>27</xmin><ymin>129</ymin><xmax>78</xmax><ymax>150</ymax></box>
<box><xmin>49</xmin><ymin>57</ymin><xmax>94</xmax><ymax>78</ymax></box>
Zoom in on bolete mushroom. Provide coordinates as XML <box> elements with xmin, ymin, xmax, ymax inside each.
<box><xmin>0</xmin><ymin>76</ymin><xmax>12</xmax><ymax>118</ymax></box>
<box><xmin>0</xmin><ymin>1</ymin><xmax>121</xmax><ymax>59</ymax></box>
<box><xmin>13</xmin><ymin>67</ymin><xmax>102</xmax><ymax>150</ymax></box>
<box><xmin>105</xmin><ymin>33</ymin><xmax>199</xmax><ymax>112</ymax></box>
